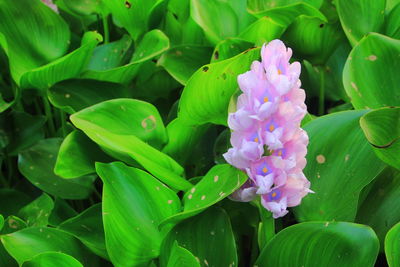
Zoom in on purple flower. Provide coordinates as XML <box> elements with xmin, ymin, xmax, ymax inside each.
<box><xmin>223</xmin><ymin>40</ymin><xmax>312</xmax><ymax>218</ymax></box>
<box><xmin>41</xmin><ymin>0</ymin><xmax>59</xmax><ymax>13</ymax></box>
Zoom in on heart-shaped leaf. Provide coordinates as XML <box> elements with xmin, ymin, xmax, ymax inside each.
<box><xmin>18</xmin><ymin>138</ymin><xmax>95</xmax><ymax>199</ymax></box>
<box><xmin>96</xmin><ymin>161</ymin><xmax>181</xmax><ymax>266</ymax></box>
<box><xmin>178</xmin><ymin>47</ymin><xmax>260</xmax><ymax>126</ymax></box>
<box><xmin>343</xmin><ymin>33</ymin><xmax>400</xmax><ymax>109</ymax></box>
<box><xmin>360</xmin><ymin>107</ymin><xmax>400</xmax><ymax>170</ymax></box>
<box><xmin>294</xmin><ymin>110</ymin><xmax>386</xmax><ymax>221</ymax></box>
<box><xmin>256</xmin><ymin>222</ymin><xmax>379</xmax><ymax>267</ymax></box>
<box><xmin>239</xmin><ymin>17</ymin><xmax>286</xmax><ymax>47</ymax></box>
<box><xmin>210</xmin><ymin>38</ymin><xmax>254</xmax><ymax>63</ymax></box>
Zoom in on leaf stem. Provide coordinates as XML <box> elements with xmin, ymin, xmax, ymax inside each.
<box><xmin>318</xmin><ymin>69</ymin><xmax>325</xmax><ymax>116</ymax></box>
<box><xmin>42</xmin><ymin>96</ymin><xmax>56</xmax><ymax>136</ymax></box>
<box><xmin>102</xmin><ymin>14</ymin><xmax>109</xmax><ymax>44</ymax></box>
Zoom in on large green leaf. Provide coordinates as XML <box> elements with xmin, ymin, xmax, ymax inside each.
<box><xmin>336</xmin><ymin>0</ymin><xmax>385</xmax><ymax>46</ymax></box>
<box><xmin>247</xmin><ymin>0</ymin><xmax>326</xmax><ymax>26</ymax></box>
<box><xmin>18</xmin><ymin>194</ymin><xmax>54</xmax><ymax>227</ymax></box>
<box><xmin>360</xmin><ymin>107</ymin><xmax>400</xmax><ymax>170</ymax></box>
<box><xmin>385</xmin><ymin>222</ymin><xmax>400</xmax><ymax>267</ymax></box>
<box><xmin>178</xmin><ymin>47</ymin><xmax>260</xmax><ymax>125</ymax></box>
<box><xmin>283</xmin><ymin>16</ymin><xmax>344</xmax><ymax>64</ymax></box>
<box><xmin>1</xmin><ymin>227</ymin><xmax>93</xmax><ymax>266</ymax></box>
<box><xmin>160</xmin><ymin>164</ymin><xmax>247</xmax><ymax>226</ymax></box>
<box><xmin>385</xmin><ymin>3</ymin><xmax>400</xmax><ymax>39</ymax></box>
<box><xmin>96</xmin><ymin>162</ymin><xmax>181</xmax><ymax>267</ymax></box>
<box><xmin>210</xmin><ymin>38</ymin><xmax>254</xmax><ymax>63</ymax></box>
<box><xmin>20</xmin><ymin>31</ymin><xmax>102</xmax><ymax>91</ymax></box>
<box><xmin>48</xmin><ymin>79</ymin><xmax>128</xmax><ymax>114</ymax></box>
<box><xmin>21</xmin><ymin>252</ymin><xmax>83</xmax><ymax>267</ymax></box>
<box><xmin>55</xmin><ymin>130</ymin><xmax>112</xmax><ymax>178</ymax></box>
<box><xmin>357</xmin><ymin>167</ymin><xmax>400</xmax><ymax>249</ymax></box>
<box><xmin>190</xmin><ymin>0</ymin><xmax>239</xmax><ymax>44</ymax></box>
<box><xmin>294</xmin><ymin>110</ymin><xmax>386</xmax><ymax>221</ymax></box>
<box><xmin>58</xmin><ymin>203</ymin><xmax>107</xmax><ymax>259</ymax></box>
<box><xmin>18</xmin><ymin>138</ymin><xmax>95</xmax><ymax>199</ymax></box>
<box><xmin>71</xmin><ymin>99</ymin><xmax>192</xmax><ymax>191</ymax></box>
<box><xmin>239</xmin><ymin>17</ymin><xmax>286</xmax><ymax>46</ymax></box>
<box><xmin>166</xmin><ymin>241</ymin><xmax>200</xmax><ymax>267</ymax></box>
<box><xmin>160</xmin><ymin>207</ymin><xmax>237</xmax><ymax>267</ymax></box>
<box><xmin>256</xmin><ymin>222</ymin><xmax>379</xmax><ymax>267</ymax></box>
<box><xmin>131</xmin><ymin>29</ymin><xmax>169</xmax><ymax>64</ymax></box>
<box><xmin>158</xmin><ymin>45</ymin><xmax>213</xmax><ymax>85</ymax></box>
<box><xmin>343</xmin><ymin>33</ymin><xmax>400</xmax><ymax>109</ymax></box>
<box><xmin>0</xmin><ymin>0</ymin><xmax>70</xmax><ymax>85</ymax></box>
<box><xmin>102</xmin><ymin>0</ymin><xmax>156</xmax><ymax>40</ymax></box>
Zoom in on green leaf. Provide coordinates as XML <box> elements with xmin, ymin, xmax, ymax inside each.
<box><xmin>343</xmin><ymin>33</ymin><xmax>400</xmax><ymax>109</ymax></box>
<box><xmin>71</xmin><ymin>99</ymin><xmax>192</xmax><ymax>191</ymax></box>
<box><xmin>160</xmin><ymin>207</ymin><xmax>237</xmax><ymax>267</ymax></box>
<box><xmin>1</xmin><ymin>216</ymin><xmax>27</xmax><ymax>235</ymax></box>
<box><xmin>247</xmin><ymin>0</ymin><xmax>326</xmax><ymax>26</ymax></box>
<box><xmin>256</xmin><ymin>222</ymin><xmax>379</xmax><ymax>267</ymax></box>
<box><xmin>239</xmin><ymin>17</ymin><xmax>286</xmax><ymax>47</ymax></box>
<box><xmin>102</xmin><ymin>0</ymin><xmax>156</xmax><ymax>40</ymax></box>
<box><xmin>48</xmin><ymin>79</ymin><xmax>129</xmax><ymax>114</ymax></box>
<box><xmin>55</xmin><ymin>130</ymin><xmax>112</xmax><ymax>178</ymax></box>
<box><xmin>63</xmin><ymin>0</ymin><xmax>103</xmax><ymax>16</ymax></box>
<box><xmin>0</xmin><ymin>215</ymin><xmax>3</xmax><ymax>231</ymax></box>
<box><xmin>1</xmin><ymin>227</ymin><xmax>93</xmax><ymax>266</ymax></box>
<box><xmin>5</xmin><ymin>111</ymin><xmax>46</xmax><ymax>156</ymax></box>
<box><xmin>158</xmin><ymin>45</ymin><xmax>213</xmax><ymax>85</ymax></box>
<box><xmin>86</xmin><ymin>35</ymin><xmax>133</xmax><ymax>72</ymax></box>
<box><xmin>160</xmin><ymin>164</ymin><xmax>247</xmax><ymax>226</ymax></box>
<box><xmin>48</xmin><ymin>198</ymin><xmax>77</xmax><ymax>226</ymax></box>
<box><xmin>166</xmin><ymin>241</ymin><xmax>200</xmax><ymax>267</ymax></box>
<box><xmin>385</xmin><ymin>3</ymin><xmax>400</xmax><ymax>39</ymax></box>
<box><xmin>96</xmin><ymin>161</ymin><xmax>181</xmax><ymax>267</ymax></box>
<box><xmin>162</xmin><ymin>119</ymin><xmax>210</xmax><ymax>165</ymax></box>
<box><xmin>18</xmin><ymin>193</ymin><xmax>54</xmax><ymax>227</ymax></box>
<box><xmin>360</xmin><ymin>107</ymin><xmax>400</xmax><ymax>170</ymax></box>
<box><xmin>21</xmin><ymin>252</ymin><xmax>83</xmax><ymax>267</ymax></box>
<box><xmin>336</xmin><ymin>0</ymin><xmax>385</xmax><ymax>46</ymax></box>
<box><xmin>58</xmin><ymin>204</ymin><xmax>108</xmax><ymax>259</ymax></box>
<box><xmin>178</xmin><ymin>47</ymin><xmax>260</xmax><ymax>125</ymax></box>
<box><xmin>0</xmin><ymin>189</ymin><xmax>31</xmax><ymax>218</ymax></box>
<box><xmin>131</xmin><ymin>29</ymin><xmax>170</xmax><ymax>64</ymax></box>
<box><xmin>211</xmin><ymin>38</ymin><xmax>254</xmax><ymax>63</ymax></box>
<box><xmin>190</xmin><ymin>0</ymin><xmax>239</xmax><ymax>44</ymax></box>
<box><xmin>0</xmin><ymin>0</ymin><xmax>70</xmax><ymax>85</ymax></box>
<box><xmin>18</xmin><ymin>138</ymin><xmax>95</xmax><ymax>199</ymax></box>
<box><xmin>20</xmin><ymin>31</ymin><xmax>102</xmax><ymax>91</ymax></box>
<box><xmin>294</xmin><ymin>110</ymin><xmax>386</xmax><ymax>221</ymax></box>
<box><xmin>357</xmin><ymin>167</ymin><xmax>400</xmax><ymax>250</ymax></box>
<box><xmin>385</xmin><ymin>222</ymin><xmax>400</xmax><ymax>267</ymax></box>
<box><xmin>283</xmin><ymin>16</ymin><xmax>344</xmax><ymax>64</ymax></box>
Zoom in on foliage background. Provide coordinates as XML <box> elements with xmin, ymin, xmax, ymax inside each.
<box><xmin>0</xmin><ymin>0</ymin><xmax>399</xmax><ymax>266</ymax></box>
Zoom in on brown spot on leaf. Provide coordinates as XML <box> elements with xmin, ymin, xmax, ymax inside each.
<box><xmin>141</xmin><ymin>115</ymin><xmax>156</xmax><ymax>131</ymax></box>
<box><xmin>202</xmin><ymin>66</ymin><xmax>209</xmax><ymax>72</ymax></box>
<box><xmin>125</xmin><ymin>1</ymin><xmax>131</xmax><ymax>8</ymax></box>
<box><xmin>214</xmin><ymin>51</ymin><xmax>219</xmax><ymax>60</ymax></box>
<box><xmin>316</xmin><ymin>154</ymin><xmax>326</xmax><ymax>164</ymax></box>
<box><xmin>319</xmin><ymin>24</ymin><xmax>324</xmax><ymax>28</ymax></box>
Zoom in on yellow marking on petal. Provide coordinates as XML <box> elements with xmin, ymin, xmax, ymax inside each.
<box><xmin>278</xmin><ymin>69</ymin><xmax>282</xmax><ymax>75</ymax></box>
<box><xmin>262</xmin><ymin>167</ymin><xmax>268</xmax><ymax>173</ymax></box>
<box><xmin>254</xmin><ymin>137</ymin><xmax>259</xmax><ymax>143</ymax></box>
<box><xmin>269</xmin><ymin>124</ymin><xmax>275</xmax><ymax>132</ymax></box>
<box><xmin>271</xmin><ymin>192</ymin><xmax>277</xmax><ymax>197</ymax></box>
<box><xmin>278</xmin><ymin>150</ymin><xmax>282</xmax><ymax>156</ymax></box>
<box><xmin>263</xmin><ymin>96</ymin><xmax>269</xmax><ymax>102</ymax></box>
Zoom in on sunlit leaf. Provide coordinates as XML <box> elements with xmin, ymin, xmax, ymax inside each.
<box><xmin>385</xmin><ymin>222</ymin><xmax>400</xmax><ymax>267</ymax></box>
<box><xmin>18</xmin><ymin>193</ymin><xmax>54</xmax><ymax>227</ymax></box>
<box><xmin>21</xmin><ymin>252</ymin><xmax>83</xmax><ymax>267</ymax></box>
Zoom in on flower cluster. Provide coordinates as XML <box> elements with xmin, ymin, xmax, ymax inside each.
<box><xmin>223</xmin><ymin>40</ymin><xmax>312</xmax><ymax>218</ymax></box>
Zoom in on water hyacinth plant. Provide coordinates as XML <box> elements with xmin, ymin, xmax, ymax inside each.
<box><xmin>0</xmin><ymin>0</ymin><xmax>399</xmax><ymax>266</ymax></box>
